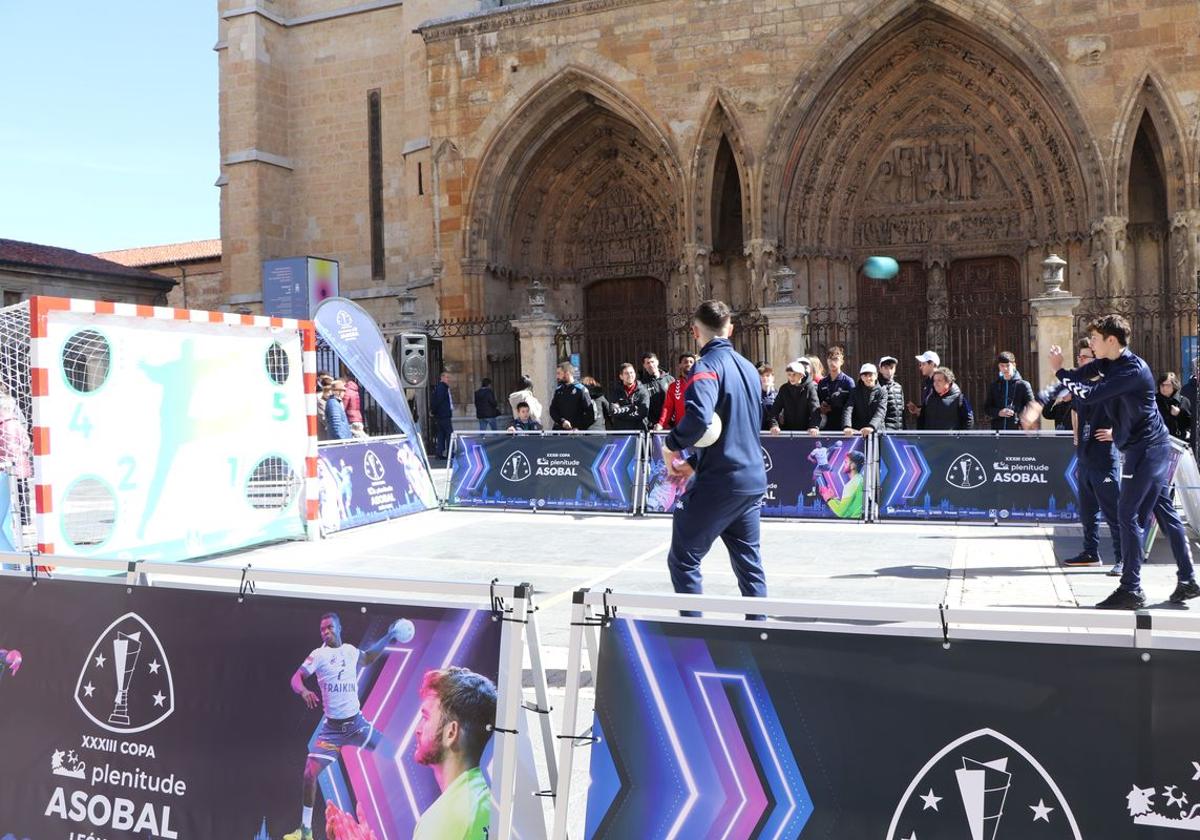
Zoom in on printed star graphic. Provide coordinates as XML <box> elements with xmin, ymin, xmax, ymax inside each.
<box><xmin>94</xmin><ymin>653</ymin><xmax>106</xmax><ymax>668</ymax></box>
<box><xmin>1030</xmin><ymin>799</ymin><xmax>1054</xmax><ymax>822</ymax></box>
<box><xmin>82</xmin><ymin>682</ymin><xmax>95</xmax><ymax>697</ymax></box>
<box><xmin>51</xmin><ymin>749</ymin><xmax>64</xmax><ymax>766</ymax></box>
<box><xmin>919</xmin><ymin>788</ymin><xmax>942</xmax><ymax>811</ymax></box>
<box><xmin>148</xmin><ymin>660</ymin><xmax>161</xmax><ymax>675</ymax></box>
<box><xmin>152</xmin><ymin>691</ymin><xmax>166</xmax><ymax>707</ymax></box>
<box><xmin>1193</xmin><ymin>761</ymin><xmax>1200</xmax><ymax>781</ymax></box>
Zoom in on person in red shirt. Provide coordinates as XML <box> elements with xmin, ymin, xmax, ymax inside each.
<box><xmin>653</xmin><ymin>353</ymin><xmax>696</xmax><ymax>430</ymax></box>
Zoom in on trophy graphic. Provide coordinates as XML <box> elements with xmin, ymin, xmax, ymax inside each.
<box><xmin>956</xmin><ymin>756</ymin><xmax>1012</xmax><ymax>840</ymax></box>
<box><xmin>108</xmin><ymin>630</ymin><xmax>143</xmax><ymax>726</ymax></box>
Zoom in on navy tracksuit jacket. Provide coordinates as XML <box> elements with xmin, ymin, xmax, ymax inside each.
<box><xmin>1072</xmin><ymin>398</ymin><xmax>1121</xmax><ymax>563</ymax></box>
<box><xmin>1048</xmin><ymin>349</ymin><xmax>1194</xmax><ymax>591</ymax></box>
<box><xmin>664</xmin><ymin>336</ymin><xmax>768</xmax><ymax>605</ymax></box>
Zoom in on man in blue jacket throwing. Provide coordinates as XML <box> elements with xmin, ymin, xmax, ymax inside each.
<box><xmin>662</xmin><ymin>300</ymin><xmax>768</xmax><ymax>616</ymax></box>
<box><xmin>1024</xmin><ymin>315</ymin><xmax>1198</xmax><ymax>609</ymax></box>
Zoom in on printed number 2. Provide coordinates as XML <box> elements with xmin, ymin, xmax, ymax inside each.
<box><xmin>273</xmin><ymin>392</ymin><xmax>290</xmax><ymax>421</ymax></box>
<box><xmin>69</xmin><ymin>404</ymin><xmax>93</xmax><ymax>438</ymax></box>
<box><xmin>117</xmin><ymin>456</ymin><xmax>136</xmax><ymax>491</ymax></box>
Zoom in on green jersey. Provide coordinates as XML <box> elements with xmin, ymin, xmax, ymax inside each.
<box><xmin>827</xmin><ymin>473</ymin><xmax>863</xmax><ymax>519</ymax></box>
<box><xmin>413</xmin><ymin>766</ymin><xmax>492</xmax><ymax>840</ymax></box>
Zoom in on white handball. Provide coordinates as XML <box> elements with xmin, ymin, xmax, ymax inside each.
<box><xmin>390</xmin><ymin>618</ymin><xmax>415</xmax><ymax>643</ymax></box>
<box><xmin>693</xmin><ymin>413</ymin><xmax>723</xmax><ymax>448</ymax></box>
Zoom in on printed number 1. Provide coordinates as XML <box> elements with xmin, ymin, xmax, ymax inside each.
<box><xmin>273</xmin><ymin>392</ymin><xmax>290</xmax><ymax>421</ymax></box>
<box><xmin>69</xmin><ymin>404</ymin><xmax>93</xmax><ymax>438</ymax></box>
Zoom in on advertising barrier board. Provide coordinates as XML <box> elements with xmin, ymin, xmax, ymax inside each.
<box><xmin>316</xmin><ymin>436</ymin><xmax>438</xmax><ymax>534</ymax></box>
<box><xmin>579</xmin><ymin>613</ymin><xmax>1198</xmax><ymax>839</ymax></box>
<box><xmin>447</xmin><ymin>432</ymin><xmax>640</xmax><ymax>514</ymax></box>
<box><xmin>877</xmin><ymin>432</ymin><xmax>1079</xmax><ymax>523</ymax></box>
<box><xmin>0</xmin><ymin>574</ymin><xmax>545</xmax><ymax>840</ymax></box>
<box><xmin>644</xmin><ymin>432</ymin><xmax>869</xmax><ymax>520</ymax></box>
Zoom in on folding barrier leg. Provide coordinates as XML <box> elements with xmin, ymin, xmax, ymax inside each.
<box><xmin>492</xmin><ymin>585</ymin><xmax>531</xmax><ymax>840</ymax></box>
<box><xmin>525</xmin><ymin>598</ymin><xmax>559</xmax><ymax>791</ymax></box>
<box><xmin>551</xmin><ymin>595</ymin><xmax>594</xmax><ymax>840</ymax></box>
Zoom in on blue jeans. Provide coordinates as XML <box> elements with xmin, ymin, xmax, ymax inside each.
<box><xmin>477</xmin><ymin>417</ymin><xmax>498</xmax><ymax>431</ymax></box>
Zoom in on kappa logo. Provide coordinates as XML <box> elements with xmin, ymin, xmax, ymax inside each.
<box><xmin>500</xmin><ymin>451</ymin><xmax>532</xmax><ymax>482</ymax></box>
<box><xmin>761</xmin><ymin>446</ymin><xmax>773</xmax><ymax>472</ymax></box>
<box><xmin>946</xmin><ymin>453</ymin><xmax>988</xmax><ymax>490</ymax></box>
<box><xmin>75</xmin><ymin>613</ymin><xmax>174</xmax><ymax>734</ymax></box>
<box><xmin>886</xmin><ymin>728</ymin><xmax>1081</xmax><ymax>840</ymax></box>
<box><xmin>363</xmin><ymin>449</ymin><xmax>386</xmax><ymax>482</ymax></box>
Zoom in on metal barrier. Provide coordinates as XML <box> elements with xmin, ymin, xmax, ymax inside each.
<box><xmin>0</xmin><ymin>553</ymin><xmax>555</xmax><ymax>840</ymax></box>
<box><xmin>551</xmin><ymin>588</ymin><xmax>1200</xmax><ymax>840</ymax></box>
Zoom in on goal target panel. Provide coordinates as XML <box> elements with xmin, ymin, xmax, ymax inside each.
<box><xmin>25</xmin><ymin>297</ymin><xmax>318</xmax><ymax>560</ymax></box>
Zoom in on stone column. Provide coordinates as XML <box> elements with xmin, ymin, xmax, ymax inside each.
<box><xmin>511</xmin><ymin>316</ymin><xmax>560</xmax><ymax>423</ymax></box>
<box><xmin>1090</xmin><ymin>216</ymin><xmax>1129</xmax><ymax>297</ymax></box>
<box><xmin>925</xmin><ymin>259</ymin><xmax>948</xmax><ymax>355</ymax></box>
<box><xmin>760</xmin><ymin>265</ymin><xmax>810</xmax><ymax>365</ymax></box>
<box><xmin>1030</xmin><ymin>254</ymin><xmax>1080</xmax><ymax>400</ymax></box>
<box><xmin>744</xmin><ymin>239</ymin><xmax>777</xmax><ymax>309</ymax></box>
<box><xmin>1171</xmin><ymin>209</ymin><xmax>1200</xmax><ymax>293</ymax></box>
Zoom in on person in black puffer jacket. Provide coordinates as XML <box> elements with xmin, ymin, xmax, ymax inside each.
<box><xmin>770</xmin><ymin>359</ymin><xmax>821</xmax><ymax>434</ymax></box>
<box><xmin>877</xmin><ymin>356</ymin><xmax>905</xmax><ymax>431</ymax></box>
<box><xmin>1157</xmin><ymin>372</ymin><xmax>1192</xmax><ymax>441</ymax></box>
<box><xmin>841</xmin><ymin>363</ymin><xmax>887</xmax><ymax>437</ymax></box>
<box><xmin>919</xmin><ymin>367</ymin><xmax>974</xmax><ymax>430</ymax></box>
<box><xmin>607</xmin><ymin>363</ymin><xmax>650</xmax><ymax>432</ymax></box>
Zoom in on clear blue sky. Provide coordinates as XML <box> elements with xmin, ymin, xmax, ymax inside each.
<box><xmin>0</xmin><ymin>2</ymin><xmax>219</xmax><ymax>253</ymax></box>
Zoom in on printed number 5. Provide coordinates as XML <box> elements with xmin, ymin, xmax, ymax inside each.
<box><xmin>273</xmin><ymin>392</ymin><xmax>290</xmax><ymax>421</ymax></box>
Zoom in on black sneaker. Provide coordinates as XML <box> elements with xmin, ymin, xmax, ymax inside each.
<box><xmin>1062</xmin><ymin>552</ymin><xmax>1101</xmax><ymax>567</ymax></box>
<box><xmin>1169</xmin><ymin>580</ymin><xmax>1200</xmax><ymax>604</ymax></box>
<box><xmin>1107</xmin><ymin>562</ymin><xmax>1123</xmax><ymax>577</ymax></box>
<box><xmin>1096</xmin><ymin>588</ymin><xmax>1146</xmax><ymax>610</ymax></box>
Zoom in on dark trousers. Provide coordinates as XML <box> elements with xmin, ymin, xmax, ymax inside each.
<box><xmin>435</xmin><ymin>415</ymin><xmax>453</xmax><ymax>457</ymax></box>
<box><xmin>668</xmin><ymin>490</ymin><xmax>766</xmax><ymax>614</ymax></box>
<box><xmin>1118</xmin><ymin>442</ymin><xmax>1195</xmax><ymax>592</ymax></box>
<box><xmin>1078</xmin><ymin>459</ymin><xmax>1122</xmax><ymax>563</ymax></box>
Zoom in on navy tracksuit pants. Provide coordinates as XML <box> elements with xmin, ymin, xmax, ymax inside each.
<box><xmin>1078</xmin><ymin>459</ymin><xmax>1122</xmax><ymax>563</ymax></box>
<box><xmin>1118</xmin><ymin>442</ymin><xmax>1195</xmax><ymax>592</ymax></box>
<box><xmin>668</xmin><ymin>489</ymin><xmax>767</xmax><ymax>608</ymax></box>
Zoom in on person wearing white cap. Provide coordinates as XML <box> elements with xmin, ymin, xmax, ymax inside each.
<box><xmin>769</xmin><ymin>358</ymin><xmax>821</xmax><ymax>435</ymax></box>
<box><xmin>907</xmin><ymin>350</ymin><xmax>940</xmax><ymax>419</ymax></box>
<box><xmin>841</xmin><ymin>363</ymin><xmax>886</xmax><ymax>437</ymax></box>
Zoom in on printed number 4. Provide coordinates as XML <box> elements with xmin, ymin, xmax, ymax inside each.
<box><xmin>273</xmin><ymin>392</ymin><xmax>289</xmax><ymax>421</ymax></box>
<box><xmin>69</xmin><ymin>404</ymin><xmax>93</xmax><ymax>437</ymax></box>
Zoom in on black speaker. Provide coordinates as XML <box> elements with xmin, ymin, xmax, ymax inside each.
<box><xmin>397</xmin><ymin>333</ymin><xmax>429</xmax><ymax>388</ymax></box>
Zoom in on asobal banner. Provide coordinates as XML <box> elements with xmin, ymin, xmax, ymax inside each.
<box><xmin>316</xmin><ymin>436</ymin><xmax>438</xmax><ymax>533</ymax></box>
<box><xmin>313</xmin><ymin>297</ymin><xmax>428</xmax><ymax>470</ymax></box>
<box><xmin>0</xmin><ymin>575</ymin><xmax>546</xmax><ymax>839</ymax></box>
<box><xmin>878</xmin><ymin>433</ymin><xmax>1079</xmax><ymax>522</ymax></box>
<box><xmin>644</xmin><ymin>432</ymin><xmax>868</xmax><ymax>519</ymax></box>
<box><xmin>585</xmin><ymin>616</ymin><xmax>1200</xmax><ymax>839</ymax></box>
<box><xmin>448</xmin><ymin>432</ymin><xmax>639</xmax><ymax>513</ymax></box>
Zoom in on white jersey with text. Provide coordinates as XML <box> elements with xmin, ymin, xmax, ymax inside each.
<box><xmin>302</xmin><ymin>643</ymin><xmax>362</xmax><ymax>720</ymax></box>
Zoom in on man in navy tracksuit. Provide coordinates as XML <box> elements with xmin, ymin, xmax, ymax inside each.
<box><xmin>662</xmin><ymin>300</ymin><xmax>768</xmax><ymax>615</ymax></box>
<box><xmin>1027</xmin><ymin>315</ymin><xmax>1198</xmax><ymax>609</ymax></box>
<box><xmin>1055</xmin><ymin>341</ymin><xmax>1122</xmax><ymax>571</ymax></box>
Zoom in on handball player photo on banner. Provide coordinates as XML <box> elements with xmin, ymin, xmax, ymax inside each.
<box><xmin>583</xmin><ymin>616</ymin><xmax>1200</xmax><ymax>839</ymax></box>
<box><xmin>0</xmin><ymin>576</ymin><xmax>544</xmax><ymax>840</ymax></box>
<box><xmin>645</xmin><ymin>432</ymin><xmax>867</xmax><ymax>520</ymax></box>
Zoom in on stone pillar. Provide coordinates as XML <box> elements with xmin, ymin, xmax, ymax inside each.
<box><xmin>925</xmin><ymin>259</ymin><xmax>948</xmax><ymax>354</ymax></box>
<box><xmin>1090</xmin><ymin>216</ymin><xmax>1129</xmax><ymax>296</ymax></box>
<box><xmin>1171</xmin><ymin>209</ymin><xmax>1200</xmax><ymax>293</ymax></box>
<box><xmin>744</xmin><ymin>239</ymin><xmax>777</xmax><ymax>309</ymax></box>
<box><xmin>511</xmin><ymin>316</ymin><xmax>560</xmax><ymax>422</ymax></box>
<box><xmin>1030</xmin><ymin>254</ymin><xmax>1080</xmax><ymax>398</ymax></box>
<box><xmin>761</xmin><ymin>265</ymin><xmax>810</xmax><ymax>365</ymax></box>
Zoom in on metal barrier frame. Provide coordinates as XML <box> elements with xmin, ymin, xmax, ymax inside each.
<box><xmin>549</xmin><ymin>587</ymin><xmax>1200</xmax><ymax>840</ymax></box>
<box><xmin>0</xmin><ymin>552</ymin><xmax>555</xmax><ymax>840</ymax></box>
<box><xmin>444</xmin><ymin>430</ymin><xmax>645</xmax><ymax>516</ymax></box>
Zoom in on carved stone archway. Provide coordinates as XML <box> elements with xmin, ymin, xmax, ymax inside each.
<box><xmin>465</xmin><ymin>67</ymin><xmax>686</xmax><ymax>313</ymax></box>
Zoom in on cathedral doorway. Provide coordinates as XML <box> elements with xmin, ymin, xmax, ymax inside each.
<box><xmin>582</xmin><ymin>277</ymin><xmax>667</xmax><ymax>387</ymax></box>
